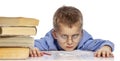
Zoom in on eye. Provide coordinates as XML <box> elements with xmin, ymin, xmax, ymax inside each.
<box><xmin>61</xmin><ymin>35</ymin><xmax>67</xmax><ymax>39</ymax></box>
<box><xmin>72</xmin><ymin>34</ymin><xmax>79</xmax><ymax>39</ymax></box>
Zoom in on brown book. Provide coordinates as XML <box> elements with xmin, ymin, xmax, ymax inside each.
<box><xmin>0</xmin><ymin>26</ymin><xmax>37</xmax><ymax>36</ymax></box>
<box><xmin>0</xmin><ymin>47</ymin><xmax>29</xmax><ymax>59</ymax></box>
<box><xmin>0</xmin><ymin>36</ymin><xmax>34</xmax><ymax>48</ymax></box>
<box><xmin>0</xmin><ymin>17</ymin><xmax>39</xmax><ymax>26</ymax></box>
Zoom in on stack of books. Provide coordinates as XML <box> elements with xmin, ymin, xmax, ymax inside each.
<box><xmin>0</xmin><ymin>17</ymin><xmax>39</xmax><ymax>59</ymax></box>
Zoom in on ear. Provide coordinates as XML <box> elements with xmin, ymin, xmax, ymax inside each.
<box><xmin>52</xmin><ymin>29</ymin><xmax>57</xmax><ymax>39</ymax></box>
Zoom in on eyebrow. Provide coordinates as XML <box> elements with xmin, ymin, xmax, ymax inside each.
<box><xmin>61</xmin><ymin>33</ymin><xmax>80</xmax><ymax>36</ymax></box>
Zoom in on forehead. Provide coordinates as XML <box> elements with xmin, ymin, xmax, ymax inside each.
<box><xmin>57</xmin><ymin>24</ymin><xmax>81</xmax><ymax>35</ymax></box>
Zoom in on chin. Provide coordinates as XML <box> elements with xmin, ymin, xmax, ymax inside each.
<box><xmin>64</xmin><ymin>48</ymin><xmax>74</xmax><ymax>51</ymax></box>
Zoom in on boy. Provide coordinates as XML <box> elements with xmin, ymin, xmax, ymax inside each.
<box><xmin>30</xmin><ymin>6</ymin><xmax>114</xmax><ymax>58</ymax></box>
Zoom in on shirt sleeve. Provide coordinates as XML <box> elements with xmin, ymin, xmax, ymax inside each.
<box><xmin>34</xmin><ymin>38</ymin><xmax>49</xmax><ymax>51</ymax></box>
<box><xmin>81</xmin><ymin>39</ymin><xmax>114</xmax><ymax>52</ymax></box>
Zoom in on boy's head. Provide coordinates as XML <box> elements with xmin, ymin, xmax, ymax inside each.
<box><xmin>52</xmin><ymin>6</ymin><xmax>83</xmax><ymax>51</ymax></box>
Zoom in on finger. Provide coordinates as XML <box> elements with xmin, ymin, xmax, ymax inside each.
<box><xmin>35</xmin><ymin>48</ymin><xmax>43</xmax><ymax>57</ymax></box>
<box><xmin>40</xmin><ymin>52</ymin><xmax>44</xmax><ymax>56</ymax></box>
<box><xmin>95</xmin><ymin>51</ymin><xmax>101</xmax><ymax>57</ymax></box>
<box><xmin>36</xmin><ymin>49</ymin><xmax>41</xmax><ymax>57</ymax></box>
<box><xmin>106</xmin><ymin>51</ymin><xmax>110</xmax><ymax>57</ymax></box>
<box><xmin>32</xmin><ymin>49</ymin><xmax>37</xmax><ymax>57</ymax></box>
<box><xmin>36</xmin><ymin>50</ymin><xmax>43</xmax><ymax>57</ymax></box>
<box><xmin>43</xmin><ymin>52</ymin><xmax>51</xmax><ymax>55</ymax></box>
<box><xmin>101</xmin><ymin>51</ymin><xmax>106</xmax><ymax>58</ymax></box>
<box><xmin>29</xmin><ymin>50</ymin><xmax>33</xmax><ymax>57</ymax></box>
<box><xmin>94</xmin><ymin>52</ymin><xmax>98</xmax><ymax>57</ymax></box>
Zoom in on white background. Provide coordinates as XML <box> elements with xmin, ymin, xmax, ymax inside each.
<box><xmin>0</xmin><ymin>0</ymin><xmax>119</xmax><ymax>60</ymax></box>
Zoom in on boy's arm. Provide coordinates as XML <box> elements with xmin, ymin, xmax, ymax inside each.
<box><xmin>34</xmin><ymin>38</ymin><xmax>49</xmax><ymax>51</ymax></box>
<box><xmin>81</xmin><ymin>39</ymin><xmax>114</xmax><ymax>57</ymax></box>
<box><xmin>81</xmin><ymin>39</ymin><xmax>114</xmax><ymax>52</ymax></box>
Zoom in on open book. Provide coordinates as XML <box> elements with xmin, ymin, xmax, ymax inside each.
<box><xmin>30</xmin><ymin>50</ymin><xmax>114</xmax><ymax>61</ymax></box>
<box><xmin>40</xmin><ymin>50</ymin><xmax>94</xmax><ymax>60</ymax></box>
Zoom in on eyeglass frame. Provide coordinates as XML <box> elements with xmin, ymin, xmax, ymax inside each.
<box><xmin>55</xmin><ymin>30</ymin><xmax>82</xmax><ymax>42</ymax></box>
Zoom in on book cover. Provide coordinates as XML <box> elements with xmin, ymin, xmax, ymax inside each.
<box><xmin>0</xmin><ymin>36</ymin><xmax>34</xmax><ymax>48</ymax></box>
<box><xmin>0</xmin><ymin>47</ymin><xmax>29</xmax><ymax>59</ymax></box>
<box><xmin>0</xmin><ymin>26</ymin><xmax>37</xmax><ymax>36</ymax></box>
<box><xmin>0</xmin><ymin>17</ymin><xmax>39</xmax><ymax>26</ymax></box>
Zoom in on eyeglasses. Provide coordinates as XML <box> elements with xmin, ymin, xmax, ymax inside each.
<box><xmin>56</xmin><ymin>33</ymin><xmax>81</xmax><ymax>42</ymax></box>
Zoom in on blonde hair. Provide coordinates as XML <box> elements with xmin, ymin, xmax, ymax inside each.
<box><xmin>53</xmin><ymin>6</ymin><xmax>83</xmax><ymax>30</ymax></box>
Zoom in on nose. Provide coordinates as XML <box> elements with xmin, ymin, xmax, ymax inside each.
<box><xmin>67</xmin><ymin>37</ymin><xmax>73</xmax><ymax>45</ymax></box>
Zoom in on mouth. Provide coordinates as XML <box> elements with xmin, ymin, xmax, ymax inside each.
<box><xmin>66</xmin><ymin>46</ymin><xmax>73</xmax><ymax>48</ymax></box>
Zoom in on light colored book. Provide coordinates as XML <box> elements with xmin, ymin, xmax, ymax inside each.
<box><xmin>41</xmin><ymin>50</ymin><xmax>94</xmax><ymax>60</ymax></box>
<box><xmin>38</xmin><ymin>50</ymin><xmax>113</xmax><ymax>61</ymax></box>
<box><xmin>0</xmin><ymin>47</ymin><xmax>29</xmax><ymax>59</ymax></box>
<box><xmin>0</xmin><ymin>36</ymin><xmax>34</xmax><ymax>48</ymax></box>
<box><xmin>0</xmin><ymin>26</ymin><xmax>37</xmax><ymax>36</ymax></box>
<box><xmin>0</xmin><ymin>17</ymin><xmax>39</xmax><ymax>26</ymax></box>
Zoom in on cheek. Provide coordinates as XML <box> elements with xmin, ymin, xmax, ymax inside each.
<box><xmin>72</xmin><ymin>40</ymin><xmax>81</xmax><ymax>46</ymax></box>
<box><xmin>58</xmin><ymin>41</ymin><xmax>65</xmax><ymax>44</ymax></box>
<box><xmin>57</xmin><ymin>40</ymin><xmax>66</xmax><ymax>46</ymax></box>
<box><xmin>74</xmin><ymin>41</ymin><xmax>80</xmax><ymax>45</ymax></box>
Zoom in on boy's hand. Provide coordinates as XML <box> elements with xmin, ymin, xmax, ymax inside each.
<box><xmin>29</xmin><ymin>47</ymin><xmax>51</xmax><ymax>57</ymax></box>
<box><xmin>29</xmin><ymin>47</ymin><xmax>43</xmax><ymax>57</ymax></box>
<box><xmin>94</xmin><ymin>45</ymin><xmax>114</xmax><ymax>58</ymax></box>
